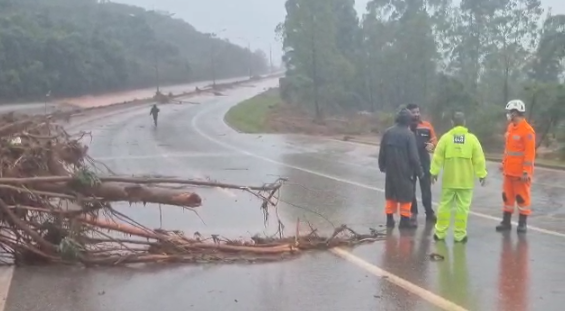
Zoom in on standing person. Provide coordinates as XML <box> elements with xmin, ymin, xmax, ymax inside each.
<box><xmin>378</xmin><ymin>108</ymin><xmax>423</xmax><ymax>229</ymax></box>
<box><xmin>430</xmin><ymin>112</ymin><xmax>487</xmax><ymax>242</ymax></box>
<box><xmin>496</xmin><ymin>99</ymin><xmax>536</xmax><ymax>233</ymax></box>
<box><xmin>406</xmin><ymin>103</ymin><xmax>438</xmax><ymax>224</ymax></box>
<box><xmin>149</xmin><ymin>104</ymin><xmax>160</xmax><ymax>127</ymax></box>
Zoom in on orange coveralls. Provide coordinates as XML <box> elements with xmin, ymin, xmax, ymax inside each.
<box><xmin>502</xmin><ymin>119</ymin><xmax>536</xmax><ymax>215</ymax></box>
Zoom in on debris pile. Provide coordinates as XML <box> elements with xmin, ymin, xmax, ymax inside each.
<box><xmin>0</xmin><ymin>113</ymin><xmax>383</xmax><ymax>266</ymax></box>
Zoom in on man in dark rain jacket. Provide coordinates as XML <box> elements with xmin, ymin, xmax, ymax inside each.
<box><xmin>407</xmin><ymin>103</ymin><xmax>437</xmax><ymax>224</ymax></box>
<box><xmin>378</xmin><ymin>108</ymin><xmax>423</xmax><ymax>229</ymax></box>
<box><xmin>149</xmin><ymin>104</ymin><xmax>160</xmax><ymax>127</ymax></box>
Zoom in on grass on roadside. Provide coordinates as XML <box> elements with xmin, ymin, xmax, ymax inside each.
<box><xmin>225</xmin><ymin>88</ymin><xmax>280</xmax><ymax>133</ymax></box>
<box><xmin>225</xmin><ymin>88</ymin><xmax>565</xmax><ymax>170</ymax></box>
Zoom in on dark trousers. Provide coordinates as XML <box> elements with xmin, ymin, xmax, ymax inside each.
<box><xmin>411</xmin><ymin>171</ymin><xmax>434</xmax><ymax>215</ymax></box>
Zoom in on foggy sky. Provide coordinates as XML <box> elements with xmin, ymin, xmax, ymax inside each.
<box><xmin>116</xmin><ymin>0</ymin><xmax>565</xmax><ymax>65</ymax></box>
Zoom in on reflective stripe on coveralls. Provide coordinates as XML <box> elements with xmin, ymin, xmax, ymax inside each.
<box><xmin>502</xmin><ymin>119</ymin><xmax>536</xmax><ymax>214</ymax></box>
<box><xmin>502</xmin><ymin>177</ymin><xmax>532</xmax><ymax>215</ymax></box>
<box><xmin>435</xmin><ymin>189</ymin><xmax>474</xmax><ymax>241</ymax></box>
<box><xmin>430</xmin><ymin>126</ymin><xmax>487</xmax><ymax>241</ymax></box>
<box><xmin>385</xmin><ymin>200</ymin><xmax>411</xmax><ymax>217</ymax></box>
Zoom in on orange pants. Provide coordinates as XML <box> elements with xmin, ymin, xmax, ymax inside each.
<box><xmin>502</xmin><ymin>176</ymin><xmax>531</xmax><ymax>215</ymax></box>
<box><xmin>386</xmin><ymin>200</ymin><xmax>412</xmax><ymax>217</ymax></box>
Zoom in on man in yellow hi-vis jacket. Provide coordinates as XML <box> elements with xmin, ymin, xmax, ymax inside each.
<box><xmin>430</xmin><ymin>112</ymin><xmax>488</xmax><ymax>242</ymax></box>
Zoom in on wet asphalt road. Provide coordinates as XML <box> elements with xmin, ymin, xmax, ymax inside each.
<box><xmin>5</xmin><ymin>79</ymin><xmax>565</xmax><ymax>310</ymax></box>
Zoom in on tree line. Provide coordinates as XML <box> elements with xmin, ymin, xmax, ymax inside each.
<box><xmin>0</xmin><ymin>0</ymin><xmax>268</xmax><ymax>101</ymax></box>
<box><xmin>277</xmin><ymin>0</ymin><xmax>565</xmax><ymax>154</ymax></box>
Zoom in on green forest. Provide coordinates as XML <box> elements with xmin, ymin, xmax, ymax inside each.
<box><xmin>277</xmin><ymin>0</ymin><xmax>565</xmax><ymax>155</ymax></box>
<box><xmin>0</xmin><ymin>0</ymin><xmax>268</xmax><ymax>101</ymax></box>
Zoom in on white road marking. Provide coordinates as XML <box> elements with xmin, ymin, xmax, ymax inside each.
<box><xmin>0</xmin><ymin>108</ymin><xmax>148</xmax><ymax>311</ymax></box>
<box><xmin>189</xmin><ymin>108</ymin><xmax>475</xmax><ymax>310</ymax></box>
<box><xmin>329</xmin><ymin>137</ymin><xmax>565</xmax><ymax>190</ymax></box>
<box><xmin>331</xmin><ymin>248</ymin><xmax>468</xmax><ymax>311</ymax></box>
<box><xmin>191</xmin><ymin>109</ymin><xmax>565</xmax><ymax>238</ymax></box>
<box><xmin>189</xmin><ymin>103</ymin><xmax>565</xmax><ymax>308</ymax></box>
<box><xmin>93</xmin><ymin>152</ymin><xmax>239</xmax><ymax>161</ymax></box>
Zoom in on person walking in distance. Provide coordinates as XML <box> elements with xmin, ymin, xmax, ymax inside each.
<box><xmin>496</xmin><ymin>99</ymin><xmax>536</xmax><ymax>233</ymax></box>
<box><xmin>430</xmin><ymin>112</ymin><xmax>487</xmax><ymax>242</ymax></box>
<box><xmin>406</xmin><ymin>103</ymin><xmax>437</xmax><ymax>224</ymax></box>
<box><xmin>378</xmin><ymin>108</ymin><xmax>423</xmax><ymax>230</ymax></box>
<box><xmin>150</xmin><ymin>104</ymin><xmax>160</xmax><ymax>127</ymax></box>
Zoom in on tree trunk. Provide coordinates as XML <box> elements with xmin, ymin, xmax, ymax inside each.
<box><xmin>31</xmin><ymin>181</ymin><xmax>202</xmax><ymax>207</ymax></box>
<box><xmin>536</xmin><ymin>117</ymin><xmax>555</xmax><ymax>150</ymax></box>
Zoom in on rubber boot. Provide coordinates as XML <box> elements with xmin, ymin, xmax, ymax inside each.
<box><xmin>426</xmin><ymin>212</ymin><xmax>437</xmax><ymax>223</ymax></box>
<box><xmin>517</xmin><ymin>214</ymin><xmax>528</xmax><ymax>234</ymax></box>
<box><xmin>386</xmin><ymin>214</ymin><xmax>395</xmax><ymax>228</ymax></box>
<box><xmin>496</xmin><ymin>212</ymin><xmax>512</xmax><ymax>232</ymax></box>
<box><xmin>399</xmin><ymin>216</ymin><xmax>417</xmax><ymax>230</ymax></box>
<box><xmin>455</xmin><ymin>236</ymin><xmax>468</xmax><ymax>243</ymax></box>
<box><xmin>409</xmin><ymin>214</ymin><xmax>418</xmax><ymax>227</ymax></box>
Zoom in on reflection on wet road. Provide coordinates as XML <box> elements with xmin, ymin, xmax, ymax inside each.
<box><xmin>5</xmin><ymin>80</ymin><xmax>565</xmax><ymax>310</ymax></box>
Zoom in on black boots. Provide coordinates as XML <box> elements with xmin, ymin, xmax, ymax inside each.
<box><xmin>496</xmin><ymin>212</ymin><xmax>512</xmax><ymax>232</ymax></box>
<box><xmin>410</xmin><ymin>213</ymin><xmax>437</xmax><ymax>225</ymax></box>
<box><xmin>426</xmin><ymin>213</ymin><xmax>437</xmax><ymax>223</ymax></box>
<box><xmin>496</xmin><ymin>212</ymin><xmax>528</xmax><ymax>233</ymax></box>
<box><xmin>386</xmin><ymin>214</ymin><xmax>395</xmax><ymax>228</ymax></box>
<box><xmin>517</xmin><ymin>214</ymin><xmax>528</xmax><ymax>233</ymax></box>
<box><xmin>455</xmin><ymin>236</ymin><xmax>468</xmax><ymax>243</ymax></box>
<box><xmin>386</xmin><ymin>215</ymin><xmax>417</xmax><ymax>230</ymax></box>
<box><xmin>410</xmin><ymin>214</ymin><xmax>418</xmax><ymax>227</ymax></box>
<box><xmin>399</xmin><ymin>216</ymin><xmax>417</xmax><ymax>230</ymax></box>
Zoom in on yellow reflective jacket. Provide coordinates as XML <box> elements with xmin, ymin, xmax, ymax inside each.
<box><xmin>430</xmin><ymin>126</ymin><xmax>488</xmax><ymax>189</ymax></box>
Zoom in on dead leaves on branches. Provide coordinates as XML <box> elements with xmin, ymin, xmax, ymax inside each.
<box><xmin>0</xmin><ymin>112</ymin><xmax>384</xmax><ymax>267</ymax></box>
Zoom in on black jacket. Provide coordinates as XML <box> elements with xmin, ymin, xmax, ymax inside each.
<box><xmin>379</xmin><ymin>110</ymin><xmax>423</xmax><ymax>202</ymax></box>
<box><xmin>410</xmin><ymin>120</ymin><xmax>436</xmax><ymax>171</ymax></box>
<box><xmin>150</xmin><ymin>106</ymin><xmax>160</xmax><ymax>117</ymax></box>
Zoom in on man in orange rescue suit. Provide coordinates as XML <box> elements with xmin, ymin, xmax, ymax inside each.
<box><xmin>496</xmin><ymin>99</ymin><xmax>536</xmax><ymax>234</ymax></box>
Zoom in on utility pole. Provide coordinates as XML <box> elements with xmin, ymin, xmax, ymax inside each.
<box><xmin>210</xmin><ymin>43</ymin><xmax>216</xmax><ymax>88</ymax></box>
<box><xmin>247</xmin><ymin>43</ymin><xmax>252</xmax><ymax>78</ymax></box>
<box><xmin>44</xmin><ymin>91</ymin><xmax>51</xmax><ymax>115</ymax></box>
<box><xmin>238</xmin><ymin>36</ymin><xmax>260</xmax><ymax>78</ymax></box>
<box><xmin>154</xmin><ymin>50</ymin><xmax>160</xmax><ymax>93</ymax></box>
<box><xmin>269</xmin><ymin>44</ymin><xmax>273</xmax><ymax>73</ymax></box>
<box><xmin>129</xmin><ymin>11</ymin><xmax>174</xmax><ymax>93</ymax></box>
<box><xmin>310</xmin><ymin>14</ymin><xmax>320</xmax><ymax>120</ymax></box>
<box><xmin>151</xmin><ymin>11</ymin><xmax>174</xmax><ymax>94</ymax></box>
<box><xmin>209</xmin><ymin>29</ymin><xmax>226</xmax><ymax>88</ymax></box>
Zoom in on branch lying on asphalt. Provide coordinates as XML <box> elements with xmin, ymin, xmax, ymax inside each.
<box><xmin>0</xmin><ymin>112</ymin><xmax>383</xmax><ymax>266</ymax></box>
<box><xmin>0</xmin><ymin>176</ymin><xmax>283</xmax><ymax>192</ymax></box>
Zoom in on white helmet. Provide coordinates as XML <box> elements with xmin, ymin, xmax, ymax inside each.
<box><xmin>505</xmin><ymin>99</ymin><xmax>526</xmax><ymax>112</ymax></box>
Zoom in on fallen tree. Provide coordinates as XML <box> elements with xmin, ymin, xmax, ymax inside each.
<box><xmin>0</xmin><ymin>112</ymin><xmax>384</xmax><ymax>266</ymax></box>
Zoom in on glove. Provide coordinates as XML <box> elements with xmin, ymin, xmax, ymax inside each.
<box><xmin>431</xmin><ymin>175</ymin><xmax>438</xmax><ymax>184</ymax></box>
<box><xmin>479</xmin><ymin>177</ymin><xmax>486</xmax><ymax>186</ymax></box>
<box><xmin>520</xmin><ymin>172</ymin><xmax>530</xmax><ymax>182</ymax></box>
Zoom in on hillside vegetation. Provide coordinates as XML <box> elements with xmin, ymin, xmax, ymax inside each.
<box><xmin>0</xmin><ymin>0</ymin><xmax>268</xmax><ymax>101</ymax></box>
<box><xmin>277</xmin><ymin>0</ymin><xmax>565</xmax><ymax>157</ymax></box>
